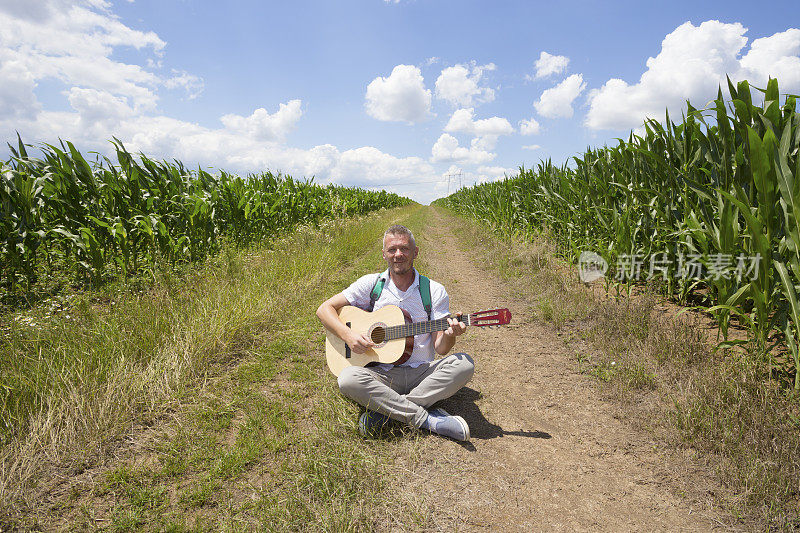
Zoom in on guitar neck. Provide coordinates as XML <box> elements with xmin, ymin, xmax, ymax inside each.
<box><xmin>384</xmin><ymin>313</ymin><xmax>471</xmax><ymax>341</ymax></box>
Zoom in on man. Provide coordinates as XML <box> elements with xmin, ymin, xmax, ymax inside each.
<box><xmin>316</xmin><ymin>224</ymin><xmax>474</xmax><ymax>441</ymax></box>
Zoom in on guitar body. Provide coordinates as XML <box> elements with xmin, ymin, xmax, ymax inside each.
<box><xmin>324</xmin><ymin>304</ymin><xmax>511</xmax><ymax>377</ymax></box>
<box><xmin>325</xmin><ymin>305</ymin><xmax>414</xmax><ymax>377</ymax></box>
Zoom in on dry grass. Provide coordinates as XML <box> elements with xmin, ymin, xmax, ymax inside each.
<box><xmin>582</xmin><ymin>293</ymin><xmax>800</xmax><ymax>527</ymax></box>
<box><xmin>438</xmin><ymin>205</ymin><xmax>800</xmax><ymax>531</ymax></box>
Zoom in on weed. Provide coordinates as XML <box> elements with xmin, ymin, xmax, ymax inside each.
<box><xmin>588</xmin><ymin>360</ymin><xmax>617</xmax><ymax>382</ymax></box>
<box><xmin>0</xmin><ymin>205</ymin><xmax>428</xmax><ymax>530</ymax></box>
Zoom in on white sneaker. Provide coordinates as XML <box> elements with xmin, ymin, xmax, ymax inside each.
<box><xmin>423</xmin><ymin>408</ymin><xmax>470</xmax><ymax>441</ymax></box>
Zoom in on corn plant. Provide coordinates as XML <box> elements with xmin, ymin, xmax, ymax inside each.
<box><xmin>1</xmin><ymin>138</ymin><xmax>411</xmax><ymax>298</ymax></box>
<box><xmin>437</xmin><ymin>77</ymin><xmax>800</xmax><ymax>389</ymax></box>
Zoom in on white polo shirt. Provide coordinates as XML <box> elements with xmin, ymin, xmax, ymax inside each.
<box><xmin>341</xmin><ymin>268</ymin><xmax>450</xmax><ymax>367</ymax></box>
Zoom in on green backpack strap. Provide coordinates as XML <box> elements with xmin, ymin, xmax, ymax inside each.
<box><xmin>369</xmin><ymin>271</ymin><xmax>432</xmax><ymax>320</ymax></box>
<box><xmin>418</xmin><ymin>275</ymin><xmax>432</xmax><ymax>321</ymax></box>
<box><xmin>368</xmin><ymin>273</ymin><xmax>386</xmax><ymax>312</ymax></box>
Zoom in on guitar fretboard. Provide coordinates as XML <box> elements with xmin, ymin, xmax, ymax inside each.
<box><xmin>384</xmin><ymin>314</ymin><xmax>472</xmax><ymax>341</ymax></box>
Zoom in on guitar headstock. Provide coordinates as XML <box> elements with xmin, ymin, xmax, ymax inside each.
<box><xmin>466</xmin><ymin>308</ymin><xmax>512</xmax><ymax>327</ymax></box>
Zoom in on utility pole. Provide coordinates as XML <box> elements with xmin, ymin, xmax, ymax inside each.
<box><xmin>445</xmin><ymin>169</ymin><xmax>463</xmax><ymax>195</ymax></box>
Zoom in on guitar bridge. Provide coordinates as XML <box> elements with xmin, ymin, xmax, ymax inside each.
<box><xmin>345</xmin><ymin>322</ymin><xmax>352</xmax><ymax>358</ymax></box>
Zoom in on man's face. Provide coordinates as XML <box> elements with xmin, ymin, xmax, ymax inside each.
<box><xmin>382</xmin><ymin>233</ymin><xmax>418</xmax><ymax>276</ymax></box>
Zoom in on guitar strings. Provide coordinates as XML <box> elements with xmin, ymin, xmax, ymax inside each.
<box><xmin>383</xmin><ymin>316</ymin><xmax>474</xmax><ymax>341</ymax></box>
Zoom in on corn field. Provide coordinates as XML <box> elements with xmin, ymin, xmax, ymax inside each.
<box><xmin>437</xmin><ymin>77</ymin><xmax>800</xmax><ymax>389</ymax></box>
<box><xmin>1</xmin><ymin>138</ymin><xmax>410</xmax><ymax>294</ymax></box>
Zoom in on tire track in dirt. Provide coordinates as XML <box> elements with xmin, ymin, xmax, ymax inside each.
<box><xmin>388</xmin><ymin>208</ymin><xmax>733</xmax><ymax>532</ymax></box>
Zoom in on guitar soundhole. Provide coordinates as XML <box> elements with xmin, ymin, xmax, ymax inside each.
<box><xmin>370</xmin><ymin>326</ymin><xmax>386</xmax><ymax>344</ymax></box>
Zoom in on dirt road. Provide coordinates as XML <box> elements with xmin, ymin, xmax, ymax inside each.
<box><xmin>390</xmin><ymin>208</ymin><xmax>733</xmax><ymax>532</ymax></box>
<box><xmin>21</xmin><ymin>206</ymin><xmax>740</xmax><ymax>531</ymax></box>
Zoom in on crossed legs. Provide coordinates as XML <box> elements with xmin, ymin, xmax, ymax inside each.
<box><xmin>337</xmin><ymin>352</ymin><xmax>475</xmax><ymax>428</ymax></box>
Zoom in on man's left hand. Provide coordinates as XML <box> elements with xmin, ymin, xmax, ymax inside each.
<box><xmin>444</xmin><ymin>316</ymin><xmax>467</xmax><ymax>337</ymax></box>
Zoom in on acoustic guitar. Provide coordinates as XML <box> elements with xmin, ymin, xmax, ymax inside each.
<box><xmin>325</xmin><ymin>305</ymin><xmax>511</xmax><ymax>376</ymax></box>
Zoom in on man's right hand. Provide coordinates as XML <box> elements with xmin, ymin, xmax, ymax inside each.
<box><xmin>346</xmin><ymin>331</ymin><xmax>375</xmax><ymax>354</ymax></box>
<box><xmin>317</xmin><ymin>293</ymin><xmax>375</xmax><ymax>354</ymax></box>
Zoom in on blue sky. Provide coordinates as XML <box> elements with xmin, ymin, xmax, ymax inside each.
<box><xmin>1</xmin><ymin>1</ymin><xmax>799</xmax><ymax>203</ymax></box>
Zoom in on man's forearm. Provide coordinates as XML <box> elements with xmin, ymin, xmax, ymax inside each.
<box><xmin>316</xmin><ymin>302</ymin><xmax>350</xmax><ymax>339</ymax></box>
<box><xmin>435</xmin><ymin>331</ymin><xmax>456</xmax><ymax>355</ymax></box>
<box><xmin>317</xmin><ymin>295</ymin><xmax>376</xmax><ymax>354</ymax></box>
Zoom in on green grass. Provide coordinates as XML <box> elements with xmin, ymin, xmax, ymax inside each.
<box><xmin>1</xmin><ymin>204</ymin><xmax>431</xmax><ymax>531</ymax></box>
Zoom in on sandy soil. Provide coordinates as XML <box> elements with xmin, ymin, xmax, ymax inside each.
<box><xmin>388</xmin><ymin>208</ymin><xmax>739</xmax><ymax>532</ymax></box>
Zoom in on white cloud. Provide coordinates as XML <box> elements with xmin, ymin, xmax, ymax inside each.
<box><xmin>740</xmin><ymin>29</ymin><xmax>800</xmax><ymax>87</ymax></box>
<box><xmin>585</xmin><ymin>21</ymin><xmax>800</xmax><ymax>131</ymax></box>
<box><xmin>534</xmin><ymin>74</ymin><xmax>586</xmax><ymax>119</ymax></box>
<box><xmin>220</xmin><ymin>100</ymin><xmax>303</xmax><ymax>142</ymax></box>
<box><xmin>443</xmin><ymin>108</ymin><xmax>513</xmax><ymax>152</ymax></box>
<box><xmin>469</xmin><ymin>136</ymin><xmax>493</xmax><ymax>152</ymax></box>
<box><xmin>533</xmin><ymin>51</ymin><xmax>569</xmax><ymax>79</ymax></box>
<box><xmin>0</xmin><ymin>60</ymin><xmax>41</xmax><ymax>119</ymax></box>
<box><xmin>66</xmin><ymin>87</ymin><xmax>134</xmax><ymax>137</ymax></box>
<box><xmin>431</xmin><ymin>133</ymin><xmax>494</xmax><ymax>165</ymax></box>
<box><xmin>333</xmin><ymin>146</ymin><xmax>434</xmax><ymax>185</ymax></box>
<box><xmin>444</xmin><ymin>108</ymin><xmax>513</xmax><ymax>137</ymax></box>
<box><xmin>0</xmin><ymin>0</ymin><xmax>166</xmax><ymax>58</ymax></box>
<box><xmin>364</xmin><ymin>64</ymin><xmax>431</xmax><ymax>123</ymax></box>
<box><xmin>477</xmin><ymin>165</ymin><xmax>512</xmax><ymax>178</ymax></box>
<box><xmin>0</xmin><ymin>0</ymin><xmax>57</xmax><ymax>22</ymax></box>
<box><xmin>164</xmin><ymin>69</ymin><xmax>204</xmax><ymax>100</ymax></box>
<box><xmin>522</xmin><ymin>144</ymin><xmax>541</xmax><ymax>150</ymax></box>
<box><xmin>435</xmin><ymin>62</ymin><xmax>496</xmax><ymax>107</ymax></box>
<box><xmin>4</xmin><ymin>98</ymin><xmax>438</xmax><ymax>199</ymax></box>
<box><xmin>0</xmin><ymin>0</ymin><xmax>170</xmax><ymax>116</ymax></box>
<box><xmin>443</xmin><ymin>108</ymin><xmax>475</xmax><ymax>134</ymax></box>
<box><xmin>518</xmin><ymin>117</ymin><xmax>541</xmax><ymax>135</ymax></box>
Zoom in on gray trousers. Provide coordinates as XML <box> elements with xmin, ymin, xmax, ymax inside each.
<box><xmin>337</xmin><ymin>352</ymin><xmax>475</xmax><ymax>428</ymax></box>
